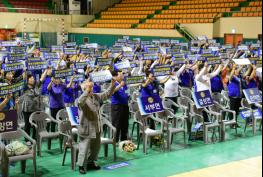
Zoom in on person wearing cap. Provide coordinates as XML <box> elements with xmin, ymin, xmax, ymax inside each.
<box><xmin>77</xmin><ymin>78</ymin><xmax>116</xmax><ymax>174</ymax></box>
<box><xmin>111</xmin><ymin>70</ymin><xmax>129</xmax><ymax>142</ymax></box>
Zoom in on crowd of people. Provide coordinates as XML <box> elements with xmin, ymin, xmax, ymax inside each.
<box><xmin>0</xmin><ymin>37</ymin><xmax>262</xmax><ymax>175</ymax></box>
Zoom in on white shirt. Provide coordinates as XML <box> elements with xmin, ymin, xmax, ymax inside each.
<box><xmin>164</xmin><ymin>75</ymin><xmax>179</xmax><ymax>97</ymax></box>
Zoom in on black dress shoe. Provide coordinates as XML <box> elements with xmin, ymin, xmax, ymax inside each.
<box><xmin>87</xmin><ymin>162</ymin><xmax>101</xmax><ymax>171</ymax></box>
<box><xmin>79</xmin><ymin>166</ymin><xmax>86</xmax><ymax>174</ymax></box>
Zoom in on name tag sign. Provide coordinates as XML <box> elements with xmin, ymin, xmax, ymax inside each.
<box><xmin>54</xmin><ymin>68</ymin><xmax>74</xmax><ymax>78</ymax></box>
<box><xmin>207</xmin><ymin>57</ymin><xmax>221</xmax><ymax>65</ymax></box>
<box><xmin>243</xmin><ymin>88</ymin><xmax>262</xmax><ymax>104</ymax></box>
<box><xmin>2</xmin><ymin>62</ymin><xmax>25</xmax><ymax>71</ymax></box>
<box><xmin>90</xmin><ymin>70</ymin><xmax>112</xmax><ymax>83</ymax></box>
<box><xmin>66</xmin><ymin>107</ymin><xmax>79</xmax><ymax>126</ymax></box>
<box><xmin>0</xmin><ymin>81</ymin><xmax>24</xmax><ymax>96</ymax></box>
<box><xmin>137</xmin><ymin>96</ymin><xmax>164</xmax><ymax>115</ymax></box>
<box><xmin>27</xmin><ymin>61</ymin><xmax>47</xmax><ymax>71</ymax></box>
<box><xmin>80</xmin><ymin>48</ymin><xmax>95</xmax><ymax>55</ymax></box>
<box><xmin>95</xmin><ymin>58</ymin><xmax>113</xmax><ymax>67</ymax></box>
<box><xmin>238</xmin><ymin>45</ymin><xmax>248</xmax><ymax>51</ymax></box>
<box><xmin>75</xmin><ymin>61</ymin><xmax>88</xmax><ymax>69</ymax></box>
<box><xmin>193</xmin><ymin>90</ymin><xmax>214</xmax><ymax>108</ymax></box>
<box><xmin>0</xmin><ymin>110</ymin><xmax>18</xmax><ymax>133</ymax></box>
<box><xmin>125</xmin><ymin>75</ymin><xmax>145</xmax><ymax>85</ymax></box>
<box><xmin>143</xmin><ymin>53</ymin><xmax>158</xmax><ymax>60</ymax></box>
<box><xmin>152</xmin><ymin>66</ymin><xmax>171</xmax><ymax>77</ymax></box>
<box><xmin>240</xmin><ymin>108</ymin><xmax>262</xmax><ymax>120</ymax></box>
<box><xmin>51</xmin><ymin>45</ymin><xmax>63</xmax><ymax>53</ymax></box>
<box><xmin>8</xmin><ymin>53</ymin><xmax>27</xmax><ymax>61</ymax></box>
<box><xmin>115</xmin><ymin>60</ymin><xmax>131</xmax><ymax>70</ymax></box>
<box><xmin>64</xmin><ymin>48</ymin><xmax>77</xmax><ymax>55</ymax></box>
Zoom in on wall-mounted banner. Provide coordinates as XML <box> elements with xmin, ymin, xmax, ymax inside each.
<box><xmin>66</xmin><ymin>42</ymin><xmax>77</xmax><ymax>47</ymax></box>
<box><xmin>26</xmin><ymin>61</ymin><xmax>47</xmax><ymax>71</ymax></box>
<box><xmin>10</xmin><ymin>46</ymin><xmax>27</xmax><ymax>53</ymax></box>
<box><xmin>152</xmin><ymin>65</ymin><xmax>171</xmax><ymax>77</ymax></box>
<box><xmin>0</xmin><ymin>110</ymin><xmax>18</xmax><ymax>133</ymax></box>
<box><xmin>80</xmin><ymin>48</ymin><xmax>95</xmax><ymax>55</ymax></box>
<box><xmin>90</xmin><ymin>70</ymin><xmax>112</xmax><ymax>83</ymax></box>
<box><xmin>95</xmin><ymin>58</ymin><xmax>113</xmax><ymax>67</ymax></box>
<box><xmin>137</xmin><ymin>96</ymin><xmax>164</xmax><ymax>115</ymax></box>
<box><xmin>64</xmin><ymin>48</ymin><xmax>77</xmax><ymax>55</ymax></box>
<box><xmin>43</xmin><ymin>52</ymin><xmax>59</xmax><ymax>59</ymax></box>
<box><xmin>54</xmin><ymin>68</ymin><xmax>74</xmax><ymax>78</ymax></box>
<box><xmin>207</xmin><ymin>57</ymin><xmax>221</xmax><ymax>65</ymax></box>
<box><xmin>115</xmin><ymin>60</ymin><xmax>131</xmax><ymax>70</ymax></box>
<box><xmin>192</xmin><ymin>90</ymin><xmax>214</xmax><ymax>108</ymax></box>
<box><xmin>172</xmin><ymin>57</ymin><xmax>186</xmax><ymax>65</ymax></box>
<box><xmin>240</xmin><ymin>108</ymin><xmax>262</xmax><ymax>120</ymax></box>
<box><xmin>238</xmin><ymin>45</ymin><xmax>249</xmax><ymax>51</ymax></box>
<box><xmin>66</xmin><ymin>107</ymin><xmax>79</xmax><ymax>126</ymax></box>
<box><xmin>8</xmin><ymin>53</ymin><xmax>27</xmax><ymax>61</ymax></box>
<box><xmin>0</xmin><ymin>41</ymin><xmax>17</xmax><ymax>47</ymax></box>
<box><xmin>125</xmin><ymin>75</ymin><xmax>145</xmax><ymax>85</ymax></box>
<box><xmin>143</xmin><ymin>53</ymin><xmax>159</xmax><ymax>60</ymax></box>
<box><xmin>66</xmin><ymin>74</ymin><xmax>85</xmax><ymax>83</ymax></box>
<box><xmin>27</xmin><ymin>57</ymin><xmax>42</xmax><ymax>62</ymax></box>
<box><xmin>243</xmin><ymin>88</ymin><xmax>262</xmax><ymax>104</ymax></box>
<box><xmin>51</xmin><ymin>45</ymin><xmax>64</xmax><ymax>53</ymax></box>
<box><xmin>40</xmin><ymin>48</ymin><xmax>51</xmax><ymax>53</ymax></box>
<box><xmin>0</xmin><ymin>81</ymin><xmax>24</xmax><ymax>96</ymax></box>
<box><xmin>2</xmin><ymin>62</ymin><xmax>25</xmax><ymax>72</ymax></box>
<box><xmin>75</xmin><ymin>61</ymin><xmax>88</xmax><ymax>69</ymax></box>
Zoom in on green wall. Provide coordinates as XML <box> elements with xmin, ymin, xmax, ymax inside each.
<box><xmin>68</xmin><ymin>33</ymin><xmax>186</xmax><ymax>47</ymax></box>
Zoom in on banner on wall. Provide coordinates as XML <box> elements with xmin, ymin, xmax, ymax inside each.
<box><xmin>0</xmin><ymin>110</ymin><xmax>18</xmax><ymax>133</ymax></box>
<box><xmin>137</xmin><ymin>96</ymin><xmax>164</xmax><ymax>115</ymax></box>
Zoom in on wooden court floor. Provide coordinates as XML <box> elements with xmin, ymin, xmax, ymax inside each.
<box><xmin>169</xmin><ymin>156</ymin><xmax>262</xmax><ymax>177</ymax></box>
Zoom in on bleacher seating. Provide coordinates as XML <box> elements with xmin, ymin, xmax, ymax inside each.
<box><xmin>8</xmin><ymin>0</ymin><xmax>50</xmax><ymax>14</ymax></box>
<box><xmin>232</xmin><ymin>0</ymin><xmax>262</xmax><ymax>17</ymax></box>
<box><xmin>87</xmin><ymin>0</ymin><xmax>262</xmax><ymax>29</ymax></box>
<box><xmin>0</xmin><ymin>0</ymin><xmax>8</xmax><ymax>12</ymax></box>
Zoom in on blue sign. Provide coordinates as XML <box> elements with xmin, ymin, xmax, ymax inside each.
<box><xmin>152</xmin><ymin>65</ymin><xmax>171</xmax><ymax>77</ymax></box>
<box><xmin>75</xmin><ymin>61</ymin><xmax>88</xmax><ymax>69</ymax></box>
<box><xmin>51</xmin><ymin>45</ymin><xmax>63</xmax><ymax>53</ymax></box>
<box><xmin>54</xmin><ymin>68</ymin><xmax>74</xmax><ymax>78</ymax></box>
<box><xmin>95</xmin><ymin>58</ymin><xmax>113</xmax><ymax>67</ymax></box>
<box><xmin>143</xmin><ymin>53</ymin><xmax>158</xmax><ymax>60</ymax></box>
<box><xmin>2</xmin><ymin>62</ymin><xmax>24</xmax><ymax>71</ymax></box>
<box><xmin>0</xmin><ymin>81</ymin><xmax>24</xmax><ymax>96</ymax></box>
<box><xmin>104</xmin><ymin>162</ymin><xmax>129</xmax><ymax>171</ymax></box>
<box><xmin>193</xmin><ymin>90</ymin><xmax>214</xmax><ymax>108</ymax></box>
<box><xmin>240</xmin><ymin>108</ymin><xmax>262</xmax><ymax>120</ymax></box>
<box><xmin>66</xmin><ymin>107</ymin><xmax>79</xmax><ymax>126</ymax></box>
<box><xmin>8</xmin><ymin>53</ymin><xmax>27</xmax><ymax>61</ymax></box>
<box><xmin>137</xmin><ymin>96</ymin><xmax>164</xmax><ymax>115</ymax></box>
<box><xmin>243</xmin><ymin>88</ymin><xmax>262</xmax><ymax>104</ymax></box>
<box><xmin>64</xmin><ymin>48</ymin><xmax>77</xmax><ymax>55</ymax></box>
<box><xmin>0</xmin><ymin>110</ymin><xmax>18</xmax><ymax>133</ymax></box>
<box><xmin>26</xmin><ymin>61</ymin><xmax>47</xmax><ymax>71</ymax></box>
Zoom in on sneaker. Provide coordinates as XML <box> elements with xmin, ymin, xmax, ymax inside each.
<box><xmin>79</xmin><ymin>166</ymin><xmax>86</xmax><ymax>174</ymax></box>
<box><xmin>26</xmin><ymin>141</ymin><xmax>32</xmax><ymax>146</ymax></box>
<box><xmin>87</xmin><ymin>162</ymin><xmax>101</xmax><ymax>171</ymax></box>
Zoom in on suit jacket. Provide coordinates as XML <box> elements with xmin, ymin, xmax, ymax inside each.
<box><xmin>78</xmin><ymin>84</ymin><xmax>115</xmax><ymax>138</ymax></box>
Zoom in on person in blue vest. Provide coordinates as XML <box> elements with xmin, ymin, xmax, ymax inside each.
<box><xmin>111</xmin><ymin>70</ymin><xmax>129</xmax><ymax>142</ymax></box>
<box><xmin>242</xmin><ymin>64</ymin><xmax>258</xmax><ymax>89</ymax></box>
<box><xmin>210</xmin><ymin>64</ymin><xmax>225</xmax><ymax>93</ymax></box>
<box><xmin>228</xmin><ymin>63</ymin><xmax>244</xmax><ymax>126</ymax></box>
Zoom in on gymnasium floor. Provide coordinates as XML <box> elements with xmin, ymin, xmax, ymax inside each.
<box><xmin>10</xmin><ymin>124</ymin><xmax>262</xmax><ymax>177</ymax></box>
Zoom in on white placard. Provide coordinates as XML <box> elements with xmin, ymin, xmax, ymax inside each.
<box><xmin>90</xmin><ymin>70</ymin><xmax>112</xmax><ymax>83</ymax></box>
<box><xmin>232</xmin><ymin>58</ymin><xmax>251</xmax><ymax>65</ymax></box>
<box><xmin>115</xmin><ymin>60</ymin><xmax>131</xmax><ymax>70</ymax></box>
